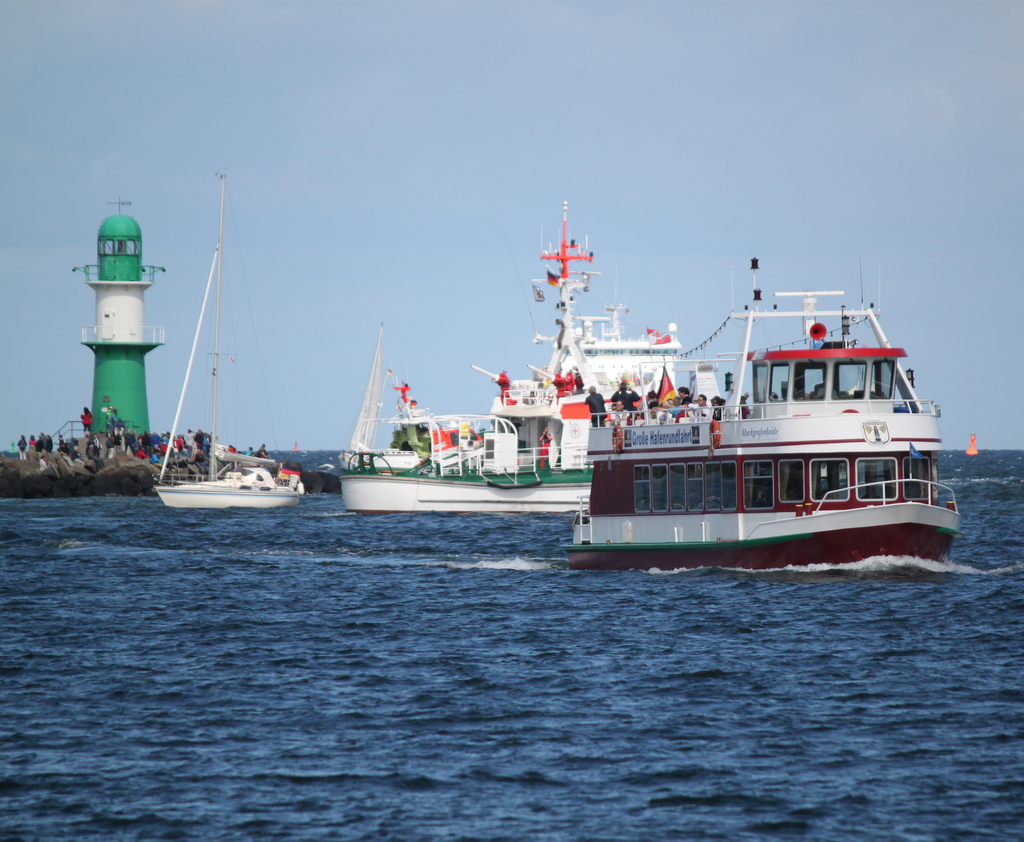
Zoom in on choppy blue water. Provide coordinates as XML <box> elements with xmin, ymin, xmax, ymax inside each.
<box><xmin>2</xmin><ymin>450</ymin><xmax>1022</xmax><ymax>841</ymax></box>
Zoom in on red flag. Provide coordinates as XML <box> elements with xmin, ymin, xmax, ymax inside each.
<box><xmin>657</xmin><ymin>366</ymin><xmax>676</xmax><ymax>403</ymax></box>
<box><xmin>654</xmin><ymin>334</ymin><xmax>672</xmax><ymax>345</ymax></box>
<box><xmin>647</xmin><ymin>327</ymin><xmax>662</xmax><ymax>338</ymax></box>
<box><xmin>547</xmin><ymin>269</ymin><xmax>560</xmax><ymax>287</ymax></box>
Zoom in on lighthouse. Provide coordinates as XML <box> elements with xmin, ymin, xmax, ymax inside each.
<box><xmin>74</xmin><ymin>205</ymin><xmax>165</xmax><ymax>433</ymax></box>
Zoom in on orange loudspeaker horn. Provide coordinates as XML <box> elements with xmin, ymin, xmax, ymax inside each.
<box><xmin>809</xmin><ymin>322</ymin><xmax>827</xmax><ymax>341</ymax></box>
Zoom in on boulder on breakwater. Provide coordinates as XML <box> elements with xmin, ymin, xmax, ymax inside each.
<box><xmin>0</xmin><ymin>453</ymin><xmax>341</xmax><ymax>499</ymax></box>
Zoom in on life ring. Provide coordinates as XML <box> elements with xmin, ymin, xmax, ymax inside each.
<box><xmin>612</xmin><ymin>424</ymin><xmax>625</xmax><ymax>454</ymax></box>
<box><xmin>709</xmin><ymin>418</ymin><xmax>722</xmax><ymax>449</ymax></box>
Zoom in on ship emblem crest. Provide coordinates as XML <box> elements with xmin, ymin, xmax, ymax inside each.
<box><xmin>862</xmin><ymin>422</ymin><xmax>891</xmax><ymax>446</ymax></box>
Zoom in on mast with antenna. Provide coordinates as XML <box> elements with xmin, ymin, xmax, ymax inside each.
<box><xmin>210</xmin><ymin>173</ymin><xmax>226</xmax><ymax>480</ymax></box>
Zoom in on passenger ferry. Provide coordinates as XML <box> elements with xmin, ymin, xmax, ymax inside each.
<box><xmin>567</xmin><ymin>268</ymin><xmax>962</xmax><ymax>570</ymax></box>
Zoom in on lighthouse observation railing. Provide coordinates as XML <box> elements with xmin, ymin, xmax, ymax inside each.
<box><xmin>81</xmin><ymin>326</ymin><xmax>166</xmax><ymax>345</ymax></box>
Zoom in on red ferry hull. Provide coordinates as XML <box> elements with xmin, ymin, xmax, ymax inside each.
<box><xmin>566</xmin><ymin>520</ymin><xmax>958</xmax><ymax>571</ymax></box>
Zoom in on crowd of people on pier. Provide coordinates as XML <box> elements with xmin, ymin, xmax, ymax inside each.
<box><xmin>13</xmin><ymin>406</ymin><xmax>268</xmax><ymax>468</ymax></box>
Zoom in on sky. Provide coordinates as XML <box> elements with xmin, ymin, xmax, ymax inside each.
<box><xmin>1</xmin><ymin>0</ymin><xmax>1021</xmax><ymax>451</ymax></box>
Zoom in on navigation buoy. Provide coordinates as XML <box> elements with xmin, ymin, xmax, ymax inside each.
<box><xmin>966</xmin><ymin>433</ymin><xmax>978</xmax><ymax>456</ymax></box>
<box><xmin>809</xmin><ymin>322</ymin><xmax>827</xmax><ymax>341</ymax></box>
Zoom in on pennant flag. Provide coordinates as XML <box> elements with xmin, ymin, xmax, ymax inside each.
<box><xmin>654</xmin><ymin>334</ymin><xmax>672</xmax><ymax>345</ymax></box>
<box><xmin>910</xmin><ymin>442</ymin><xmax>925</xmax><ymax>459</ymax></box>
<box><xmin>533</xmin><ymin>285</ymin><xmax>545</xmax><ymax>302</ymax></box>
<box><xmin>657</xmin><ymin>366</ymin><xmax>676</xmax><ymax>404</ymax></box>
<box><xmin>547</xmin><ymin>269</ymin><xmax>560</xmax><ymax>287</ymax></box>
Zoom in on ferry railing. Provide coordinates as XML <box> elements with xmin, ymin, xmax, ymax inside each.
<box><xmin>572</xmin><ymin>495</ymin><xmax>593</xmax><ymax>544</ymax></box>
<box><xmin>733</xmin><ymin>399</ymin><xmax>938</xmax><ymax>421</ymax></box>
<box><xmin>809</xmin><ymin>478</ymin><xmax>958</xmax><ymax>515</ymax></box>
<box><xmin>609</xmin><ymin>398</ymin><xmax>942</xmax><ymax>426</ymax></box>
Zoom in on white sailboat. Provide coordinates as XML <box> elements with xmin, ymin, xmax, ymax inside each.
<box><xmin>155</xmin><ymin>174</ymin><xmax>303</xmax><ymax>509</ymax></box>
<box><xmin>346</xmin><ymin>324</ymin><xmax>423</xmax><ymax>473</ymax></box>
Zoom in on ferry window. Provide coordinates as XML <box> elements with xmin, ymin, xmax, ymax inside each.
<box><xmin>857</xmin><ymin>458</ymin><xmax>897</xmax><ymax>501</ymax></box>
<box><xmin>871</xmin><ymin>360</ymin><xmax>895</xmax><ymax>399</ymax></box>
<box><xmin>721</xmin><ymin>461</ymin><xmax>738</xmax><ymax>510</ymax></box>
<box><xmin>779</xmin><ymin>459</ymin><xmax>805</xmax><ymax>503</ymax></box>
<box><xmin>686</xmin><ymin>463</ymin><xmax>704</xmax><ymax>511</ymax></box>
<box><xmin>752</xmin><ymin>363</ymin><xmax>768</xmax><ymax>403</ymax></box>
<box><xmin>669</xmin><ymin>464</ymin><xmax>686</xmax><ymax>511</ymax></box>
<box><xmin>743</xmin><ymin>461</ymin><xmax>774</xmax><ymax>509</ymax></box>
<box><xmin>633</xmin><ymin>465</ymin><xmax>651</xmax><ymax>512</ymax></box>
<box><xmin>810</xmin><ymin>458</ymin><xmax>849</xmax><ymax>502</ymax></box>
<box><xmin>705</xmin><ymin>463</ymin><xmax>722</xmax><ymax>511</ymax></box>
<box><xmin>769</xmin><ymin>363</ymin><xmax>789</xmax><ymax>402</ymax></box>
<box><xmin>903</xmin><ymin>456</ymin><xmax>930</xmax><ymax>501</ymax></box>
<box><xmin>794</xmin><ymin>362</ymin><xmax>827</xmax><ymax>400</ymax></box>
<box><xmin>833</xmin><ymin>362</ymin><xmax>866</xmax><ymax>400</ymax></box>
<box><xmin>651</xmin><ymin>464</ymin><xmax>668</xmax><ymax>512</ymax></box>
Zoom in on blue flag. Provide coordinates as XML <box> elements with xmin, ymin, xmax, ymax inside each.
<box><xmin>910</xmin><ymin>442</ymin><xmax>924</xmax><ymax>459</ymax></box>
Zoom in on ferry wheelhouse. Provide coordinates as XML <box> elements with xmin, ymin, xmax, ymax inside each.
<box><xmin>567</xmin><ymin>279</ymin><xmax>961</xmax><ymax>570</ymax></box>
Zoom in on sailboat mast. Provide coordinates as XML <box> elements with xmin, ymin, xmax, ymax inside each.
<box><xmin>210</xmin><ymin>173</ymin><xmax>226</xmax><ymax>481</ymax></box>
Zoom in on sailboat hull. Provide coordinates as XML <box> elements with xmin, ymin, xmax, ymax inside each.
<box><xmin>155</xmin><ymin>483</ymin><xmax>301</xmax><ymax>509</ymax></box>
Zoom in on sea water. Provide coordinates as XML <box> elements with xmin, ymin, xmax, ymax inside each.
<box><xmin>2</xmin><ymin>451</ymin><xmax>1022</xmax><ymax>840</ymax></box>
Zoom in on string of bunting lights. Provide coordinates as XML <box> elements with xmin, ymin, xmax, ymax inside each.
<box><xmin>681</xmin><ymin>317</ymin><xmax>855</xmax><ymax>359</ymax></box>
<box><xmin>679</xmin><ymin>316</ymin><xmax>733</xmax><ymax>359</ymax></box>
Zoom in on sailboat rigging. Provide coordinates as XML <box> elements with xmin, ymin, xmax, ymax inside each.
<box><xmin>155</xmin><ymin>174</ymin><xmax>303</xmax><ymax>509</ymax></box>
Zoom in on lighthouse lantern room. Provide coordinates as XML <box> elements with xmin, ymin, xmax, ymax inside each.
<box><xmin>74</xmin><ymin>207</ymin><xmax>165</xmax><ymax>433</ymax></box>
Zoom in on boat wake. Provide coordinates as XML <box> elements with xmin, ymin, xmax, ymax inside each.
<box><xmin>645</xmin><ymin>555</ymin><xmax>1021</xmax><ymax>579</ymax></box>
<box><xmin>432</xmin><ymin>556</ymin><xmax>558</xmax><ymax>571</ymax></box>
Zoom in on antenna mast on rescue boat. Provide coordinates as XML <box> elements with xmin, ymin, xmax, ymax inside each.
<box><xmin>539</xmin><ymin>201</ymin><xmax>598</xmax><ymax>385</ymax></box>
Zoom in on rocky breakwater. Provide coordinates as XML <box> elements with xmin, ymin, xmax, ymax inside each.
<box><xmin>0</xmin><ymin>453</ymin><xmax>342</xmax><ymax>499</ymax></box>
<box><xmin>0</xmin><ymin>452</ymin><xmax>158</xmax><ymax>498</ymax></box>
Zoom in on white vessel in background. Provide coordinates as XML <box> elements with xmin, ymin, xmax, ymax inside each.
<box><xmin>155</xmin><ymin>175</ymin><xmax>303</xmax><ymax>510</ymax></box>
<box><xmin>341</xmin><ymin>203</ymin><xmax>698</xmax><ymax>513</ymax></box>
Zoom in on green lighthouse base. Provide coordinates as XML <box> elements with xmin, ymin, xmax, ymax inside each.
<box><xmin>86</xmin><ymin>342</ymin><xmax>160</xmax><ymax>434</ymax></box>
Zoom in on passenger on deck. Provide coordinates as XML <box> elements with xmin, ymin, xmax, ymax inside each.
<box><xmin>585</xmin><ymin>386</ymin><xmax>607</xmax><ymax>427</ymax></box>
<box><xmin>711</xmin><ymin>395</ymin><xmax>726</xmax><ymax>420</ymax></box>
<box><xmin>610</xmin><ymin>400</ymin><xmax>630</xmax><ymax>427</ymax></box>
<box><xmin>611</xmin><ymin>381</ymin><xmax>641</xmax><ymax>420</ymax></box>
<box><xmin>553</xmin><ymin>370</ymin><xmax>568</xmax><ymax>398</ymax></box>
<box><xmin>539</xmin><ymin>428</ymin><xmax>553</xmax><ymax>468</ymax></box>
<box><xmin>496</xmin><ymin>370</ymin><xmax>511</xmax><ymax>403</ymax></box>
<box><xmin>689</xmin><ymin>395</ymin><xmax>711</xmax><ymax>420</ymax></box>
